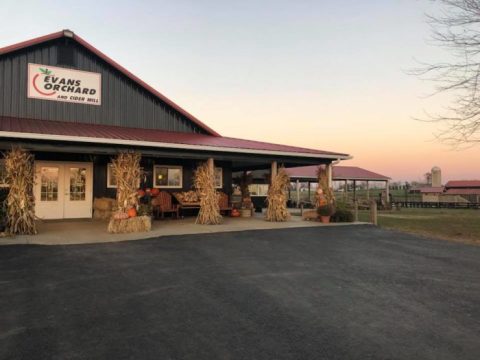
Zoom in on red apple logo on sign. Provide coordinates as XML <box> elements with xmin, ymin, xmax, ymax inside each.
<box><xmin>32</xmin><ymin>67</ymin><xmax>56</xmax><ymax>96</ymax></box>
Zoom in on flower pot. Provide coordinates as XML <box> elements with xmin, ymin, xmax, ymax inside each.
<box><xmin>240</xmin><ymin>208</ymin><xmax>252</xmax><ymax>217</ymax></box>
<box><xmin>320</xmin><ymin>215</ymin><xmax>331</xmax><ymax>224</ymax></box>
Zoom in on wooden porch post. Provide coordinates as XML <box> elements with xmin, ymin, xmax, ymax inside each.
<box><xmin>296</xmin><ymin>179</ymin><xmax>300</xmax><ymax>207</ymax></box>
<box><xmin>207</xmin><ymin>157</ymin><xmax>214</xmax><ymax>176</ymax></box>
<box><xmin>271</xmin><ymin>161</ymin><xmax>277</xmax><ymax>185</ymax></box>
<box><xmin>326</xmin><ymin>163</ymin><xmax>333</xmax><ymax>188</ymax></box>
<box><xmin>308</xmin><ymin>181</ymin><xmax>311</xmax><ymax>202</ymax></box>
<box><xmin>353</xmin><ymin>180</ymin><xmax>357</xmax><ymax>202</ymax></box>
<box><xmin>344</xmin><ymin>179</ymin><xmax>348</xmax><ymax>201</ymax></box>
<box><xmin>386</xmin><ymin>180</ymin><xmax>390</xmax><ymax>203</ymax></box>
<box><xmin>366</xmin><ymin>180</ymin><xmax>370</xmax><ymax>200</ymax></box>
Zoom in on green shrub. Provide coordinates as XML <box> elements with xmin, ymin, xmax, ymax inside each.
<box><xmin>332</xmin><ymin>208</ymin><xmax>354</xmax><ymax>222</ymax></box>
<box><xmin>317</xmin><ymin>204</ymin><xmax>335</xmax><ymax>216</ymax></box>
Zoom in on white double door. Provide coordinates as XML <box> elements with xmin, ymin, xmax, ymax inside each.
<box><xmin>34</xmin><ymin>161</ymin><xmax>93</xmax><ymax>219</ymax></box>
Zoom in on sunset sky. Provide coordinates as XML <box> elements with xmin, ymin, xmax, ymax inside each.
<box><xmin>2</xmin><ymin>0</ymin><xmax>480</xmax><ymax>182</ymax></box>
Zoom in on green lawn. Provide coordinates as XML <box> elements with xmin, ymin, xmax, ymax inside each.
<box><xmin>358</xmin><ymin>208</ymin><xmax>480</xmax><ymax>245</ymax></box>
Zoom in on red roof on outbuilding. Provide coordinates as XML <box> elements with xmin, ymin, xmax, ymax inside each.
<box><xmin>0</xmin><ymin>116</ymin><xmax>349</xmax><ymax>158</ymax></box>
<box><xmin>285</xmin><ymin>165</ymin><xmax>390</xmax><ymax>181</ymax></box>
<box><xmin>445</xmin><ymin>188</ymin><xmax>480</xmax><ymax>195</ymax></box>
<box><xmin>445</xmin><ymin>180</ymin><xmax>480</xmax><ymax>188</ymax></box>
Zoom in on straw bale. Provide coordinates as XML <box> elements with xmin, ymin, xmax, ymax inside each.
<box><xmin>108</xmin><ymin>215</ymin><xmax>151</xmax><ymax>234</ymax></box>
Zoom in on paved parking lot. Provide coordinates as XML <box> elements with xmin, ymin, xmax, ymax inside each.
<box><xmin>0</xmin><ymin>225</ymin><xmax>479</xmax><ymax>359</ymax></box>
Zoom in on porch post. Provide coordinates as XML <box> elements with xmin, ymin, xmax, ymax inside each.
<box><xmin>366</xmin><ymin>180</ymin><xmax>370</xmax><ymax>200</ymax></box>
<box><xmin>296</xmin><ymin>179</ymin><xmax>300</xmax><ymax>207</ymax></box>
<box><xmin>207</xmin><ymin>157</ymin><xmax>214</xmax><ymax>175</ymax></box>
<box><xmin>353</xmin><ymin>180</ymin><xmax>357</xmax><ymax>202</ymax></box>
<box><xmin>326</xmin><ymin>163</ymin><xmax>333</xmax><ymax>188</ymax></box>
<box><xmin>308</xmin><ymin>181</ymin><xmax>311</xmax><ymax>203</ymax></box>
<box><xmin>386</xmin><ymin>180</ymin><xmax>390</xmax><ymax>203</ymax></box>
<box><xmin>344</xmin><ymin>179</ymin><xmax>348</xmax><ymax>201</ymax></box>
<box><xmin>271</xmin><ymin>161</ymin><xmax>277</xmax><ymax>185</ymax></box>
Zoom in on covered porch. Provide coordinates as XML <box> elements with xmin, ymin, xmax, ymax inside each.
<box><xmin>0</xmin><ymin>212</ymin><xmax>364</xmax><ymax>246</ymax></box>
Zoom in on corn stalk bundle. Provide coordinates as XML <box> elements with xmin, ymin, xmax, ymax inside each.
<box><xmin>4</xmin><ymin>147</ymin><xmax>37</xmax><ymax>235</ymax></box>
<box><xmin>194</xmin><ymin>162</ymin><xmax>222</xmax><ymax>225</ymax></box>
<box><xmin>316</xmin><ymin>166</ymin><xmax>335</xmax><ymax>207</ymax></box>
<box><xmin>110</xmin><ymin>152</ymin><xmax>141</xmax><ymax>213</ymax></box>
<box><xmin>265</xmin><ymin>166</ymin><xmax>290</xmax><ymax>222</ymax></box>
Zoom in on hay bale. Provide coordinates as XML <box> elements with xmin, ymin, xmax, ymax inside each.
<box><xmin>93</xmin><ymin>209</ymin><xmax>112</xmax><ymax>220</ymax></box>
<box><xmin>302</xmin><ymin>210</ymin><xmax>318</xmax><ymax>221</ymax></box>
<box><xmin>265</xmin><ymin>167</ymin><xmax>290</xmax><ymax>222</ymax></box>
<box><xmin>107</xmin><ymin>216</ymin><xmax>151</xmax><ymax>234</ymax></box>
<box><xmin>93</xmin><ymin>197</ymin><xmax>116</xmax><ymax>211</ymax></box>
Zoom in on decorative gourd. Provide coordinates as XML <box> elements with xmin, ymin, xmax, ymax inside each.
<box><xmin>231</xmin><ymin>208</ymin><xmax>240</xmax><ymax>217</ymax></box>
<box><xmin>127</xmin><ymin>207</ymin><xmax>137</xmax><ymax>218</ymax></box>
<box><xmin>145</xmin><ymin>188</ymin><xmax>152</xmax><ymax>194</ymax></box>
<box><xmin>150</xmin><ymin>188</ymin><xmax>160</xmax><ymax>196</ymax></box>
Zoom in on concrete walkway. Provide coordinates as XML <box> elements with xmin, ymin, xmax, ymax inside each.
<box><xmin>0</xmin><ymin>213</ymin><xmax>367</xmax><ymax>246</ymax></box>
<box><xmin>0</xmin><ymin>214</ymin><xmax>364</xmax><ymax>245</ymax></box>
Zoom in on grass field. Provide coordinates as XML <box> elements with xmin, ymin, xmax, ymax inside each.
<box><xmin>358</xmin><ymin>208</ymin><xmax>480</xmax><ymax>245</ymax></box>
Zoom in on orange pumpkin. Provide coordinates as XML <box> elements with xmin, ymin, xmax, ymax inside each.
<box><xmin>127</xmin><ymin>207</ymin><xmax>137</xmax><ymax>218</ymax></box>
<box><xmin>150</xmin><ymin>188</ymin><xmax>160</xmax><ymax>196</ymax></box>
<box><xmin>231</xmin><ymin>208</ymin><xmax>240</xmax><ymax>217</ymax></box>
<box><xmin>137</xmin><ymin>189</ymin><xmax>146</xmax><ymax>198</ymax></box>
<box><xmin>145</xmin><ymin>188</ymin><xmax>152</xmax><ymax>194</ymax></box>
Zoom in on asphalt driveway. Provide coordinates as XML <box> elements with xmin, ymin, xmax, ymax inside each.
<box><xmin>0</xmin><ymin>225</ymin><xmax>479</xmax><ymax>360</ymax></box>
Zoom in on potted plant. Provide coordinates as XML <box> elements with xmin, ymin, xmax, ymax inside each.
<box><xmin>317</xmin><ymin>203</ymin><xmax>334</xmax><ymax>223</ymax></box>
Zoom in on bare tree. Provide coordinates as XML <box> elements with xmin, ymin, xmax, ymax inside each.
<box><xmin>414</xmin><ymin>0</ymin><xmax>480</xmax><ymax>146</ymax></box>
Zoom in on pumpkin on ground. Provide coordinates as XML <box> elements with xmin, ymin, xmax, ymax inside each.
<box><xmin>127</xmin><ymin>207</ymin><xmax>137</xmax><ymax>218</ymax></box>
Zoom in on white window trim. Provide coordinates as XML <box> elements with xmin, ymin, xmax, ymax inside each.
<box><xmin>107</xmin><ymin>163</ymin><xmax>117</xmax><ymax>188</ymax></box>
<box><xmin>215</xmin><ymin>167</ymin><xmax>223</xmax><ymax>189</ymax></box>
<box><xmin>0</xmin><ymin>160</ymin><xmax>8</xmax><ymax>188</ymax></box>
<box><xmin>153</xmin><ymin>165</ymin><xmax>183</xmax><ymax>189</ymax></box>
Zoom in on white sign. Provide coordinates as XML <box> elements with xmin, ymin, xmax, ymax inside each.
<box><xmin>27</xmin><ymin>63</ymin><xmax>101</xmax><ymax>106</ymax></box>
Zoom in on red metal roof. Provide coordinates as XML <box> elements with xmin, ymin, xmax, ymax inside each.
<box><xmin>445</xmin><ymin>188</ymin><xmax>480</xmax><ymax>195</ymax></box>
<box><xmin>0</xmin><ymin>30</ymin><xmax>220</xmax><ymax>136</ymax></box>
<box><xmin>419</xmin><ymin>187</ymin><xmax>444</xmax><ymax>194</ymax></box>
<box><xmin>285</xmin><ymin>165</ymin><xmax>390</xmax><ymax>181</ymax></box>
<box><xmin>0</xmin><ymin>116</ymin><xmax>349</xmax><ymax>158</ymax></box>
<box><xmin>445</xmin><ymin>180</ymin><xmax>480</xmax><ymax>188</ymax></box>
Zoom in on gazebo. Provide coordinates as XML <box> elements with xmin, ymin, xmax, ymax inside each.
<box><xmin>285</xmin><ymin>165</ymin><xmax>391</xmax><ymax>206</ymax></box>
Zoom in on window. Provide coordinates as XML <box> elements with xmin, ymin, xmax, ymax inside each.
<box><xmin>248</xmin><ymin>184</ymin><xmax>269</xmax><ymax>196</ymax></box>
<box><xmin>107</xmin><ymin>163</ymin><xmax>117</xmax><ymax>188</ymax></box>
<box><xmin>154</xmin><ymin>165</ymin><xmax>183</xmax><ymax>188</ymax></box>
<box><xmin>0</xmin><ymin>160</ymin><xmax>8</xmax><ymax>187</ymax></box>
<box><xmin>107</xmin><ymin>163</ymin><xmax>141</xmax><ymax>188</ymax></box>
<box><xmin>215</xmin><ymin>167</ymin><xmax>223</xmax><ymax>188</ymax></box>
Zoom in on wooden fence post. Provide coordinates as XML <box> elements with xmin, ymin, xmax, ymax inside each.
<box><xmin>370</xmin><ymin>200</ymin><xmax>377</xmax><ymax>225</ymax></box>
<box><xmin>354</xmin><ymin>200</ymin><xmax>359</xmax><ymax>222</ymax></box>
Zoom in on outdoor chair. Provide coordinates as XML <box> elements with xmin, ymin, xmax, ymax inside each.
<box><xmin>152</xmin><ymin>191</ymin><xmax>179</xmax><ymax>219</ymax></box>
<box><xmin>218</xmin><ymin>191</ymin><xmax>232</xmax><ymax>215</ymax></box>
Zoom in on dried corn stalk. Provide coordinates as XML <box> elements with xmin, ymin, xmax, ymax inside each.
<box><xmin>110</xmin><ymin>152</ymin><xmax>141</xmax><ymax>213</ymax></box>
<box><xmin>194</xmin><ymin>162</ymin><xmax>222</xmax><ymax>225</ymax></box>
<box><xmin>4</xmin><ymin>147</ymin><xmax>37</xmax><ymax>235</ymax></box>
<box><xmin>316</xmin><ymin>166</ymin><xmax>335</xmax><ymax>207</ymax></box>
<box><xmin>265</xmin><ymin>166</ymin><xmax>290</xmax><ymax>222</ymax></box>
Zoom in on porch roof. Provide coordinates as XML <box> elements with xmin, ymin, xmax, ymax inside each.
<box><xmin>0</xmin><ymin>116</ymin><xmax>350</xmax><ymax>160</ymax></box>
<box><xmin>285</xmin><ymin>165</ymin><xmax>390</xmax><ymax>181</ymax></box>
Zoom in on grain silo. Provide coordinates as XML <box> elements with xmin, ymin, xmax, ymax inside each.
<box><xmin>431</xmin><ymin>166</ymin><xmax>442</xmax><ymax>187</ymax></box>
